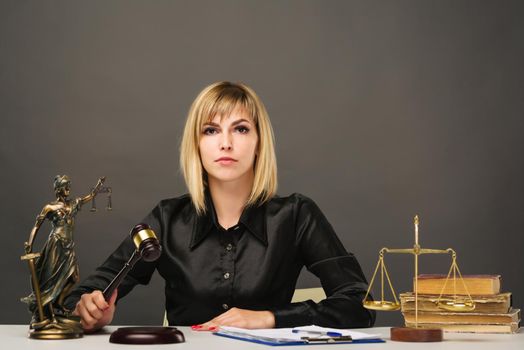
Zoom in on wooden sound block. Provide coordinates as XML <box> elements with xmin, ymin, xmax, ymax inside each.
<box><xmin>109</xmin><ymin>327</ymin><xmax>185</xmax><ymax>344</ymax></box>
<box><xmin>390</xmin><ymin>327</ymin><xmax>443</xmax><ymax>342</ymax></box>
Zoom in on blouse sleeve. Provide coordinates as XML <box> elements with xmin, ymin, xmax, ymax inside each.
<box><xmin>271</xmin><ymin>195</ymin><xmax>376</xmax><ymax>328</ymax></box>
<box><xmin>63</xmin><ymin>204</ymin><xmax>163</xmax><ymax>311</ymax></box>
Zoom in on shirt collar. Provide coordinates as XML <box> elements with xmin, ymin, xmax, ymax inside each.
<box><xmin>189</xmin><ymin>189</ymin><xmax>267</xmax><ymax>250</ymax></box>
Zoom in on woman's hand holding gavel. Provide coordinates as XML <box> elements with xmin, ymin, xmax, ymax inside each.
<box><xmin>73</xmin><ymin>289</ymin><xmax>118</xmax><ymax>332</ymax></box>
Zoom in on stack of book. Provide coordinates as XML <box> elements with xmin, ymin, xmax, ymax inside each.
<box><xmin>400</xmin><ymin>274</ymin><xmax>520</xmax><ymax>333</ymax></box>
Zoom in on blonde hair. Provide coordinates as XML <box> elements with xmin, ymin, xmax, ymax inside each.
<box><xmin>180</xmin><ymin>82</ymin><xmax>277</xmax><ymax>214</ymax></box>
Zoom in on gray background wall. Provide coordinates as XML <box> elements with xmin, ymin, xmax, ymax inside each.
<box><xmin>1</xmin><ymin>0</ymin><xmax>523</xmax><ymax>327</ymax></box>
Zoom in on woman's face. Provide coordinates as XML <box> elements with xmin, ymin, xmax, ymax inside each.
<box><xmin>199</xmin><ymin>107</ymin><xmax>258</xmax><ymax>185</ymax></box>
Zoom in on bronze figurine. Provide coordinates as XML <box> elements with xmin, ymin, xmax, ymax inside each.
<box><xmin>21</xmin><ymin>175</ymin><xmax>111</xmax><ymax>339</ymax></box>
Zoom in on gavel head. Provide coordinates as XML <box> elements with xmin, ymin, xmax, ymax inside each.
<box><xmin>130</xmin><ymin>223</ymin><xmax>162</xmax><ymax>262</ymax></box>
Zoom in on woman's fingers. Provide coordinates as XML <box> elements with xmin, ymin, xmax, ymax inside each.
<box><xmin>192</xmin><ymin>322</ymin><xmax>218</xmax><ymax>331</ymax></box>
<box><xmin>79</xmin><ymin>293</ymin><xmax>104</xmax><ymax>319</ymax></box>
<box><xmin>75</xmin><ymin>302</ymin><xmax>97</xmax><ymax>327</ymax></box>
<box><xmin>91</xmin><ymin>290</ymin><xmax>110</xmax><ymax>310</ymax></box>
<box><xmin>107</xmin><ymin>289</ymin><xmax>118</xmax><ymax>306</ymax></box>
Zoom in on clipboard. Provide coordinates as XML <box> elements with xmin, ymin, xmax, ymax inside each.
<box><xmin>213</xmin><ymin>326</ymin><xmax>385</xmax><ymax>346</ymax></box>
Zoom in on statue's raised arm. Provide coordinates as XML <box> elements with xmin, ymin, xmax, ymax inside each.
<box><xmin>79</xmin><ymin>176</ymin><xmax>106</xmax><ymax>205</ymax></box>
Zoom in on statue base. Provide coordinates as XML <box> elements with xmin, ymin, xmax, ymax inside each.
<box><xmin>390</xmin><ymin>327</ymin><xmax>443</xmax><ymax>342</ymax></box>
<box><xmin>29</xmin><ymin>314</ymin><xmax>83</xmax><ymax>340</ymax></box>
<box><xmin>29</xmin><ymin>321</ymin><xmax>83</xmax><ymax>340</ymax></box>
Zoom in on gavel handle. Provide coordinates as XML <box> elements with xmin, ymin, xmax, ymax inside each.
<box><xmin>103</xmin><ymin>249</ymin><xmax>141</xmax><ymax>300</ymax></box>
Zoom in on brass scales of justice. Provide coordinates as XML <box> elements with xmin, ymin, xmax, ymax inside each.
<box><xmin>362</xmin><ymin>215</ymin><xmax>475</xmax><ymax>342</ymax></box>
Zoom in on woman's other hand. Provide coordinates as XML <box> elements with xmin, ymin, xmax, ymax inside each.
<box><xmin>194</xmin><ymin>307</ymin><xmax>275</xmax><ymax>331</ymax></box>
<box><xmin>73</xmin><ymin>289</ymin><xmax>117</xmax><ymax>332</ymax></box>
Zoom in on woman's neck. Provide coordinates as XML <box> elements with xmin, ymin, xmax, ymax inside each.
<box><xmin>208</xmin><ymin>174</ymin><xmax>253</xmax><ymax>229</ymax></box>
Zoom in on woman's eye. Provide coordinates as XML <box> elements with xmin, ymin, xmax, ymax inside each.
<box><xmin>236</xmin><ymin>126</ymin><xmax>250</xmax><ymax>134</ymax></box>
<box><xmin>203</xmin><ymin>127</ymin><xmax>218</xmax><ymax>135</ymax></box>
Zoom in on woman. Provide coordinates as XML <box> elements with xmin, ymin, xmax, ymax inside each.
<box><xmin>23</xmin><ymin>175</ymin><xmax>105</xmax><ymax>329</ymax></box>
<box><xmin>66</xmin><ymin>82</ymin><xmax>375</xmax><ymax>331</ymax></box>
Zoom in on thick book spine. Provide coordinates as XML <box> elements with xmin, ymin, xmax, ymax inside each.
<box><xmin>414</xmin><ymin>275</ymin><xmax>501</xmax><ymax>295</ymax></box>
<box><xmin>399</xmin><ymin>292</ymin><xmax>511</xmax><ymax>313</ymax></box>
<box><xmin>405</xmin><ymin>322</ymin><xmax>521</xmax><ymax>334</ymax></box>
<box><xmin>402</xmin><ymin>308</ymin><xmax>520</xmax><ymax>324</ymax></box>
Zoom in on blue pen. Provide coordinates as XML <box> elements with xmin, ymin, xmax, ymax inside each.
<box><xmin>292</xmin><ymin>329</ymin><xmax>343</xmax><ymax>337</ymax></box>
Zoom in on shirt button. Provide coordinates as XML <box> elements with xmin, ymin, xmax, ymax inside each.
<box><xmin>226</xmin><ymin>243</ymin><xmax>233</xmax><ymax>251</ymax></box>
<box><xmin>222</xmin><ymin>303</ymin><xmax>229</xmax><ymax>310</ymax></box>
<box><xmin>223</xmin><ymin>272</ymin><xmax>230</xmax><ymax>279</ymax></box>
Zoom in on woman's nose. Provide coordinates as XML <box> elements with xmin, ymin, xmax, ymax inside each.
<box><xmin>220</xmin><ymin>133</ymin><xmax>232</xmax><ymax>150</ymax></box>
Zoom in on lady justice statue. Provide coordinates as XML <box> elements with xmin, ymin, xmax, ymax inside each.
<box><xmin>21</xmin><ymin>175</ymin><xmax>111</xmax><ymax>339</ymax></box>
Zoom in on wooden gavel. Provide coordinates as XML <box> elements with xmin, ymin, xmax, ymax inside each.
<box><xmin>103</xmin><ymin>223</ymin><xmax>161</xmax><ymax>300</ymax></box>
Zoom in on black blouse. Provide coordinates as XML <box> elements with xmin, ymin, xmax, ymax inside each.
<box><xmin>64</xmin><ymin>192</ymin><xmax>375</xmax><ymax>328</ymax></box>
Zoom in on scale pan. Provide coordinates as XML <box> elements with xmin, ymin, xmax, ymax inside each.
<box><xmin>436</xmin><ymin>300</ymin><xmax>475</xmax><ymax>312</ymax></box>
<box><xmin>363</xmin><ymin>300</ymin><xmax>401</xmax><ymax>311</ymax></box>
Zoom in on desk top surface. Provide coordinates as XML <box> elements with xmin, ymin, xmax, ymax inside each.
<box><xmin>1</xmin><ymin>325</ymin><xmax>522</xmax><ymax>349</ymax></box>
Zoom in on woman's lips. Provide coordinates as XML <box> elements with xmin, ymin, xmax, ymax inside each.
<box><xmin>215</xmin><ymin>157</ymin><xmax>237</xmax><ymax>165</ymax></box>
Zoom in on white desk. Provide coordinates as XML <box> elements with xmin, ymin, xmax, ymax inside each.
<box><xmin>1</xmin><ymin>325</ymin><xmax>522</xmax><ymax>349</ymax></box>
